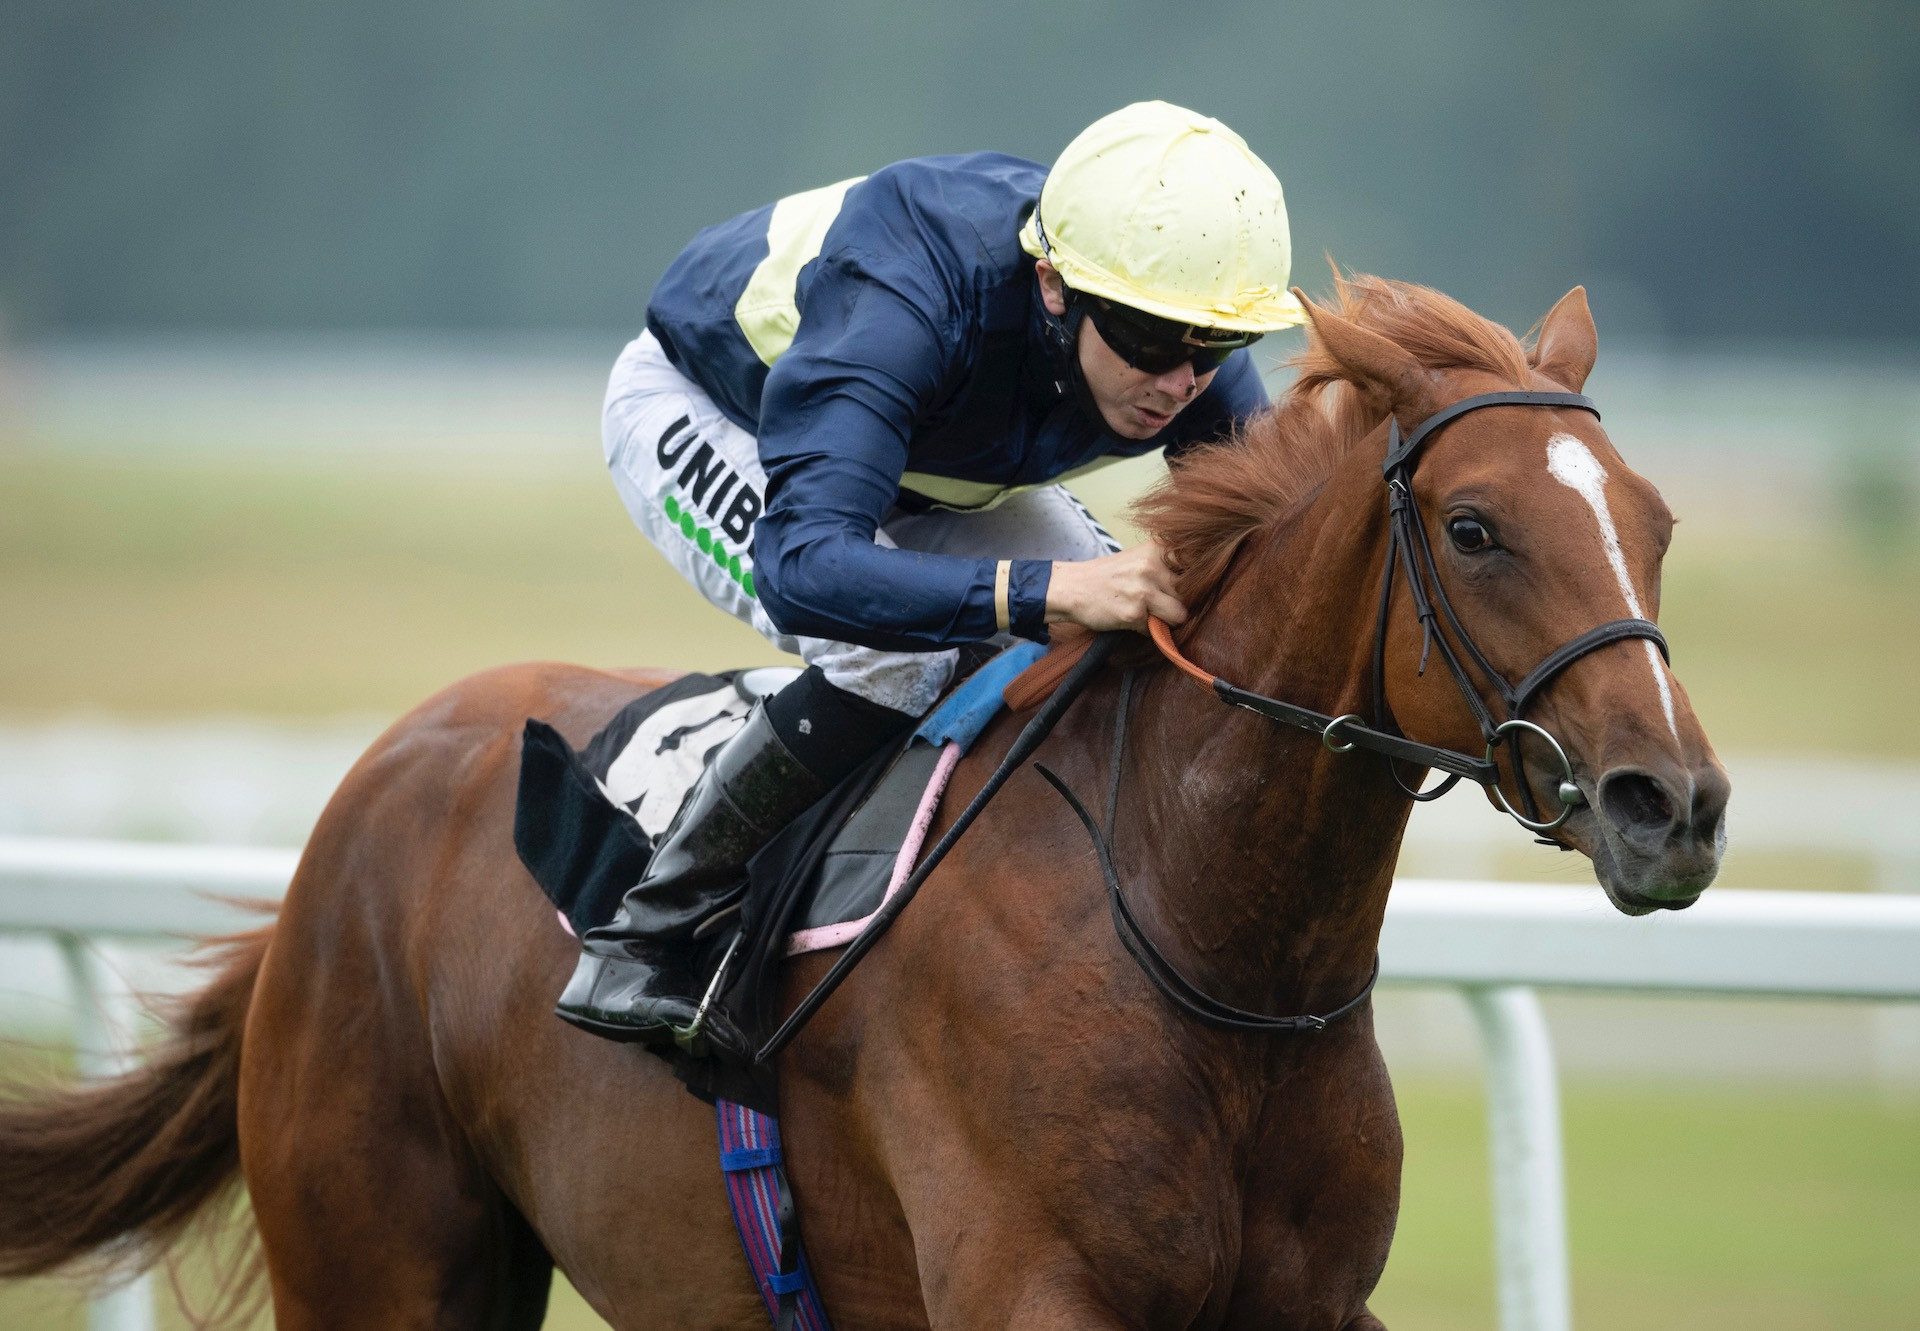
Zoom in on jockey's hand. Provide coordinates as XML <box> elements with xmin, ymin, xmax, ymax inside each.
<box><xmin>1044</xmin><ymin>540</ymin><xmax>1188</xmax><ymax>635</ymax></box>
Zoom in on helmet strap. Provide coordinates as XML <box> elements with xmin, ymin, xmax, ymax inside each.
<box><xmin>1041</xmin><ymin>291</ymin><xmax>1111</xmax><ymax>435</ymax></box>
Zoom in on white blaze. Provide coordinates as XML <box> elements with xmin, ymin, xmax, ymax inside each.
<box><xmin>1545</xmin><ymin>434</ymin><xmax>1678</xmax><ymax>738</ymax></box>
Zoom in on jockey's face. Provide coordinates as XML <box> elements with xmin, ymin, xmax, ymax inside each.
<box><xmin>1036</xmin><ymin>259</ymin><xmax>1218</xmax><ymax>440</ymax></box>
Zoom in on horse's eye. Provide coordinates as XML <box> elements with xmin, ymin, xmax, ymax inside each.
<box><xmin>1448</xmin><ymin>516</ymin><xmax>1493</xmax><ymax>553</ymax></box>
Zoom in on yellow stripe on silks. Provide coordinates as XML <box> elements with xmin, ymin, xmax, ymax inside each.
<box><xmin>734</xmin><ymin>176</ymin><xmax>867</xmax><ymax>366</ymax></box>
<box><xmin>898</xmin><ymin>455</ymin><xmax>1128</xmax><ymax>512</ymax></box>
<box><xmin>897</xmin><ymin>472</ymin><xmax>1020</xmax><ymax>511</ymax></box>
<box><xmin>993</xmin><ymin>561</ymin><xmax>1012</xmax><ymax>632</ymax></box>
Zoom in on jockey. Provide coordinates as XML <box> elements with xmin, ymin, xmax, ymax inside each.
<box><xmin>558</xmin><ymin>101</ymin><xmax>1304</xmax><ymax>1048</ymax></box>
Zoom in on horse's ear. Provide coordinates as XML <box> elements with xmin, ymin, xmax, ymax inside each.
<box><xmin>1532</xmin><ymin>286</ymin><xmax>1597</xmax><ymax>392</ymax></box>
<box><xmin>1291</xmin><ymin>286</ymin><xmax>1435</xmax><ymax>416</ymax></box>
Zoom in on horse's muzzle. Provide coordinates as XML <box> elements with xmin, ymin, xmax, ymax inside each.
<box><xmin>1590</xmin><ymin>760</ymin><xmax>1731</xmax><ymax>911</ymax></box>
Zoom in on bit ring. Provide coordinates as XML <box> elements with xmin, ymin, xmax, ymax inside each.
<box><xmin>1486</xmin><ymin>718</ymin><xmax>1583</xmax><ymax>833</ymax></box>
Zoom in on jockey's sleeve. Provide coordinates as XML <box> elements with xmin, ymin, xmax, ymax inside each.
<box><xmin>752</xmin><ymin>263</ymin><xmax>1053</xmax><ymax>653</ymax></box>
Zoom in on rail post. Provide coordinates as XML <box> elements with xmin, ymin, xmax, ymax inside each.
<box><xmin>57</xmin><ymin>936</ymin><xmax>157</xmax><ymax>1331</ymax></box>
<box><xmin>1464</xmin><ymin>984</ymin><xmax>1571</xmax><ymax>1331</ymax></box>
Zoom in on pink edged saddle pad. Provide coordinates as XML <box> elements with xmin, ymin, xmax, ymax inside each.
<box><xmin>553</xmin><ymin>738</ymin><xmax>961</xmax><ymax>957</ymax></box>
<box><xmin>537</xmin><ymin>641</ymin><xmax>1044</xmax><ymax>957</ymax></box>
<box><xmin>783</xmin><ymin>741</ymin><xmax>960</xmax><ymax>955</ymax></box>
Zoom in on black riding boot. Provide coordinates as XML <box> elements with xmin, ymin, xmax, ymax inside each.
<box><xmin>555</xmin><ymin>702</ymin><xmax>824</xmax><ymax>1048</ymax></box>
<box><xmin>555</xmin><ymin>668</ymin><xmax>913</xmax><ymax>1051</ymax></box>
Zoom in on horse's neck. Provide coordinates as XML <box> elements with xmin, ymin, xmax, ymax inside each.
<box><xmin>1118</xmin><ymin>453</ymin><xmax>1410</xmax><ymax>1016</ymax></box>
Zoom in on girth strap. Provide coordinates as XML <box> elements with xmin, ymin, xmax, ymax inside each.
<box><xmin>715</xmin><ymin>1101</ymin><xmax>830</xmax><ymax>1331</ymax></box>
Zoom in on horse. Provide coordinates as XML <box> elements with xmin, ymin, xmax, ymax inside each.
<box><xmin>0</xmin><ymin>273</ymin><xmax>1729</xmax><ymax>1329</ymax></box>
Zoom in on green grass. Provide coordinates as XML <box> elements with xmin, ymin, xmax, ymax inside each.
<box><xmin>0</xmin><ymin>449</ymin><xmax>783</xmax><ymax>717</ymax></box>
<box><xmin>2</xmin><ymin>1061</ymin><xmax>1914</xmax><ymax>1329</ymax></box>
<box><xmin>3</xmin><ymin>448</ymin><xmax>1916</xmax><ymax>757</ymax></box>
<box><xmin>1377</xmin><ymin>1078</ymin><xmax>1920</xmax><ymax>1331</ymax></box>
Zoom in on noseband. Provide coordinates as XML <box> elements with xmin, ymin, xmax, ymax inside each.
<box><xmin>1153</xmin><ymin>390</ymin><xmax>1670</xmax><ymax>833</ymax></box>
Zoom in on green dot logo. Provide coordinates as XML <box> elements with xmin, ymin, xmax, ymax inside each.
<box><xmin>659</xmin><ymin>490</ymin><xmax>754</xmax><ymax>597</ymax></box>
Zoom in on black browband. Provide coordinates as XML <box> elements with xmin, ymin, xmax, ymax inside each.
<box><xmin>1155</xmin><ymin>391</ymin><xmax>1670</xmax><ymax>825</ymax></box>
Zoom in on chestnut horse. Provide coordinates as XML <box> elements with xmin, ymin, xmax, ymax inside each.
<box><xmin>0</xmin><ymin>276</ymin><xmax>1728</xmax><ymax>1329</ymax></box>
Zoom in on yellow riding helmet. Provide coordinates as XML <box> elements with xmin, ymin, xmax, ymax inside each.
<box><xmin>1020</xmin><ymin>101</ymin><xmax>1305</xmax><ymax>333</ymax></box>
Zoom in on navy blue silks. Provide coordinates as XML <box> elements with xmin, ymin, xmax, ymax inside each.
<box><xmin>644</xmin><ymin>153</ymin><xmax>1271</xmax><ymax>652</ymax></box>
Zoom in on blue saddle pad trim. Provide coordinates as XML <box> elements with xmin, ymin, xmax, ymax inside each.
<box><xmin>913</xmin><ymin>641</ymin><xmax>1046</xmax><ymax>749</ymax></box>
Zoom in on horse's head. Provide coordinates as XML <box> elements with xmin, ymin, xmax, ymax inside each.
<box><xmin>1297</xmin><ymin>281</ymin><xmax>1729</xmax><ymax>913</ymax></box>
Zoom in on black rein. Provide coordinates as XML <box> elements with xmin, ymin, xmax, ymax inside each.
<box><xmin>1037</xmin><ymin>669</ymin><xmax>1380</xmax><ymax>1035</ymax></box>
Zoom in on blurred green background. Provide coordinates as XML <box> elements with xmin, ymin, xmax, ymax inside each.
<box><xmin>2</xmin><ymin>1</ymin><xmax>1916</xmax><ymax>1327</ymax></box>
<box><xmin>4</xmin><ymin>1</ymin><xmax>1917</xmax><ymax>341</ymax></box>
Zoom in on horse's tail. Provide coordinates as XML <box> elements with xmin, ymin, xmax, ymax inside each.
<box><xmin>0</xmin><ymin>920</ymin><xmax>270</xmax><ymax>1290</ymax></box>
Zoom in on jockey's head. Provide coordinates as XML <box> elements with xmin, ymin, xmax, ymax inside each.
<box><xmin>1022</xmin><ymin>101</ymin><xmax>1304</xmax><ymax>440</ymax></box>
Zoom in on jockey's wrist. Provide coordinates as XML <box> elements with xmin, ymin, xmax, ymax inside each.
<box><xmin>1042</xmin><ymin>558</ymin><xmax>1089</xmax><ymax>626</ymax></box>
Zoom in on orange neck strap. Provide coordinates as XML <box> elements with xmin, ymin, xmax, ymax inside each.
<box><xmin>1147</xmin><ymin>617</ymin><xmax>1216</xmax><ymax>689</ymax></box>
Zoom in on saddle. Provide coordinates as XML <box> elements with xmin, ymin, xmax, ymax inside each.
<box><xmin>512</xmin><ymin>643</ymin><xmax>1044</xmax><ymax>1108</ymax></box>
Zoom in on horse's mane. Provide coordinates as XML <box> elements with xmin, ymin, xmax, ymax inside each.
<box><xmin>1135</xmin><ymin>271</ymin><xmax>1534</xmax><ymax>605</ymax></box>
<box><xmin>1005</xmin><ymin>272</ymin><xmax>1534</xmax><ymax>711</ymax></box>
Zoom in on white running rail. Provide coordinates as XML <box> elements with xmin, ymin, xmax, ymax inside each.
<box><xmin>3</xmin><ymin>834</ymin><xmax>1918</xmax><ymax>1331</ymax></box>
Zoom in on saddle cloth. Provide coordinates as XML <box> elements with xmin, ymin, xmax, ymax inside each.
<box><xmin>513</xmin><ymin>642</ymin><xmax>1043</xmax><ymax>960</ymax></box>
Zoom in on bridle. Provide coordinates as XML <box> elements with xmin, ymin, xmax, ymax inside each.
<box><xmin>1150</xmin><ymin>389</ymin><xmax>1670</xmax><ymax>834</ymax></box>
<box><xmin>1022</xmin><ymin>390</ymin><xmax>1674</xmax><ymax>1039</ymax></box>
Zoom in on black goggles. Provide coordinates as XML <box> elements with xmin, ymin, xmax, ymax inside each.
<box><xmin>1075</xmin><ymin>292</ymin><xmax>1261</xmax><ymax>376</ymax></box>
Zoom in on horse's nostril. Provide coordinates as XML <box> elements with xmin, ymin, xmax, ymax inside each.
<box><xmin>1690</xmin><ymin>765</ymin><xmax>1732</xmax><ymax>844</ymax></box>
<box><xmin>1597</xmin><ymin>769</ymin><xmax>1677</xmax><ymax>845</ymax></box>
